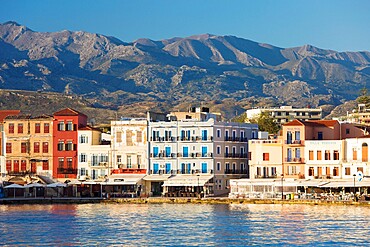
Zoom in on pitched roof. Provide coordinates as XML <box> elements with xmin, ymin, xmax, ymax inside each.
<box><xmin>53</xmin><ymin>108</ymin><xmax>87</xmax><ymax>117</ymax></box>
<box><xmin>283</xmin><ymin>119</ymin><xmax>338</xmax><ymax>128</ymax></box>
<box><xmin>78</xmin><ymin>125</ymin><xmax>101</xmax><ymax>132</ymax></box>
<box><xmin>0</xmin><ymin>110</ymin><xmax>20</xmax><ymax>122</ymax></box>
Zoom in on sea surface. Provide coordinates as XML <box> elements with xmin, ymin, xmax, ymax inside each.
<box><xmin>0</xmin><ymin>203</ymin><xmax>369</xmax><ymax>246</ymax></box>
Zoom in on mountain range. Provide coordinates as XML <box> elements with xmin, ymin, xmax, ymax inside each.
<box><xmin>0</xmin><ymin>21</ymin><xmax>369</xmax><ymax>120</ymax></box>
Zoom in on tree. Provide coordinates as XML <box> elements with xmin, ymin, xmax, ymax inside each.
<box><xmin>250</xmin><ymin>112</ymin><xmax>280</xmax><ymax>134</ymax></box>
<box><xmin>357</xmin><ymin>87</ymin><xmax>370</xmax><ymax>106</ymax></box>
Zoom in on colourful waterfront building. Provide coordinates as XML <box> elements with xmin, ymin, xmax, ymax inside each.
<box><xmin>3</xmin><ymin>114</ymin><xmax>54</xmax><ymax>180</ymax></box>
<box><xmin>53</xmin><ymin>108</ymin><xmax>87</xmax><ymax>180</ymax></box>
<box><xmin>146</xmin><ymin>107</ymin><xmax>258</xmax><ymax>197</ymax></box>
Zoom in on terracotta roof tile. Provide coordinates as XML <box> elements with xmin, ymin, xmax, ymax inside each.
<box><xmin>53</xmin><ymin>108</ymin><xmax>87</xmax><ymax>117</ymax></box>
<box><xmin>0</xmin><ymin>110</ymin><xmax>20</xmax><ymax>122</ymax></box>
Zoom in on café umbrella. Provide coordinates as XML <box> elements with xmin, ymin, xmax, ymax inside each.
<box><xmin>4</xmin><ymin>184</ymin><xmax>25</xmax><ymax>198</ymax></box>
<box><xmin>25</xmin><ymin>183</ymin><xmax>45</xmax><ymax>197</ymax></box>
<box><xmin>47</xmin><ymin>182</ymin><xmax>67</xmax><ymax>197</ymax></box>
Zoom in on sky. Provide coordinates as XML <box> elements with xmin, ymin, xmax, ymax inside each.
<box><xmin>0</xmin><ymin>0</ymin><xmax>369</xmax><ymax>52</ymax></box>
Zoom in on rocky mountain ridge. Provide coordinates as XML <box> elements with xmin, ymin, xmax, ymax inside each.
<box><xmin>0</xmin><ymin>21</ymin><xmax>369</xmax><ymax>119</ymax></box>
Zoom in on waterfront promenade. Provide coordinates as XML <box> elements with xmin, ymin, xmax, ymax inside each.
<box><xmin>2</xmin><ymin>196</ymin><xmax>370</xmax><ymax>206</ymax></box>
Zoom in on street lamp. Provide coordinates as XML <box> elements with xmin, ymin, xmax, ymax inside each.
<box><xmin>353</xmin><ymin>174</ymin><xmax>356</xmax><ymax>194</ymax></box>
<box><xmin>281</xmin><ymin>174</ymin><xmax>284</xmax><ymax>200</ymax></box>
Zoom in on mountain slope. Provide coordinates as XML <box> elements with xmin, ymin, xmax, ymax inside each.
<box><xmin>0</xmin><ymin>21</ymin><xmax>369</xmax><ymax>119</ymax></box>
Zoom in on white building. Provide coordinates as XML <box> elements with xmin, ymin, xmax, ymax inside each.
<box><xmin>146</xmin><ymin>116</ymin><xmax>258</xmax><ymax>197</ymax></box>
<box><xmin>305</xmin><ymin>140</ymin><xmax>343</xmax><ymax>179</ymax></box>
<box><xmin>77</xmin><ymin>126</ymin><xmax>111</xmax><ymax>181</ymax></box>
<box><xmin>342</xmin><ymin>137</ymin><xmax>370</xmax><ymax>179</ymax></box>
<box><xmin>246</xmin><ymin>106</ymin><xmax>322</xmax><ymax>124</ymax></box>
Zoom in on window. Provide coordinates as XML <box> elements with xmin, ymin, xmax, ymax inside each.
<box><xmin>362</xmin><ymin>143</ymin><xmax>368</xmax><ymax>162</ymax></box>
<box><xmin>44</xmin><ymin>123</ymin><xmax>50</xmax><ymax>133</ymax></box>
<box><xmin>66</xmin><ymin>121</ymin><xmax>73</xmax><ymax>131</ymax></box>
<box><xmin>21</xmin><ymin>142</ymin><xmax>27</xmax><ymax>153</ymax></box>
<box><xmin>333</xmin><ymin>167</ymin><xmax>339</xmax><ymax>176</ymax></box>
<box><xmin>58</xmin><ymin>121</ymin><xmax>65</xmax><ymax>131</ymax></box>
<box><xmin>248</xmin><ymin>152</ymin><xmax>252</xmax><ymax>160</ymax></box>
<box><xmin>67</xmin><ymin>158</ymin><xmax>73</xmax><ymax>168</ymax></box>
<box><xmin>117</xmin><ymin>155</ymin><xmax>122</xmax><ymax>163</ymax></box>
<box><xmin>263</xmin><ymin>153</ymin><xmax>269</xmax><ymax>161</ymax></box>
<box><xmin>18</xmin><ymin>123</ymin><xmax>23</xmax><ymax>134</ymax></box>
<box><xmin>42</xmin><ymin>142</ymin><xmax>48</xmax><ymax>153</ymax></box>
<box><xmin>346</xmin><ymin>128</ymin><xmax>350</xmax><ymax>134</ymax></box>
<box><xmin>324</xmin><ymin>150</ymin><xmax>330</xmax><ymax>160</ymax></box>
<box><xmin>333</xmin><ymin>150</ymin><xmax>339</xmax><ymax>160</ymax></box>
<box><xmin>65</xmin><ymin>141</ymin><xmax>73</xmax><ymax>151</ymax></box>
<box><xmin>126</xmin><ymin>130</ymin><xmax>133</xmax><ymax>146</ymax></box>
<box><xmin>287</xmin><ymin>131</ymin><xmax>292</xmax><ymax>144</ymax></box>
<box><xmin>116</xmin><ymin>131</ymin><xmax>122</xmax><ymax>142</ymax></box>
<box><xmin>42</xmin><ymin>161</ymin><xmax>49</xmax><ymax>170</ymax></box>
<box><xmin>34</xmin><ymin>142</ymin><xmax>40</xmax><ymax>153</ymax></box>
<box><xmin>318</xmin><ymin>132</ymin><xmax>323</xmax><ymax>140</ymax></box>
<box><xmin>217</xmin><ymin>129</ymin><xmax>221</xmax><ymax>138</ymax></box>
<box><xmin>345</xmin><ymin>167</ymin><xmax>351</xmax><ymax>175</ymax></box>
<box><xmin>137</xmin><ymin>131</ymin><xmax>142</xmax><ymax>143</ymax></box>
<box><xmin>317</xmin><ymin>150</ymin><xmax>322</xmax><ymax>160</ymax></box>
<box><xmin>183</xmin><ymin>146</ymin><xmax>189</xmax><ymax>157</ymax></box>
<box><xmin>80</xmin><ymin>168</ymin><xmax>86</xmax><ymax>176</ymax></box>
<box><xmin>309</xmin><ymin>150</ymin><xmax>314</xmax><ymax>160</ymax></box>
<box><xmin>57</xmin><ymin>141</ymin><xmax>64</xmax><ymax>151</ymax></box>
<box><xmin>202</xmin><ymin>130</ymin><xmax>208</xmax><ymax>141</ymax></box>
<box><xmin>6</xmin><ymin>160</ymin><xmax>11</xmax><ymax>171</ymax></box>
<box><xmin>127</xmin><ymin>155</ymin><xmax>132</xmax><ymax>168</ymax></box>
<box><xmin>80</xmin><ymin>153</ymin><xmax>87</xmax><ymax>162</ymax></box>
<box><xmin>308</xmin><ymin>167</ymin><xmax>314</xmax><ymax>176</ymax></box>
<box><xmin>13</xmin><ymin>160</ymin><xmax>19</xmax><ymax>172</ymax></box>
<box><xmin>21</xmin><ymin>160</ymin><xmax>27</xmax><ymax>171</ymax></box>
<box><xmin>240</xmin><ymin>131</ymin><xmax>245</xmax><ymax>141</ymax></box>
<box><xmin>295</xmin><ymin>131</ymin><xmax>300</xmax><ymax>141</ymax></box>
<box><xmin>202</xmin><ymin>163</ymin><xmax>207</xmax><ymax>173</ymax></box>
<box><xmin>153</xmin><ymin>147</ymin><xmax>159</xmax><ymax>157</ymax></box>
<box><xmin>91</xmin><ymin>155</ymin><xmax>98</xmax><ymax>166</ymax></box>
<box><xmin>353</xmin><ymin>149</ymin><xmax>357</xmax><ymax>160</ymax></box>
<box><xmin>217</xmin><ymin>146</ymin><xmax>221</xmax><ymax>155</ymax></box>
<box><xmin>217</xmin><ymin>162</ymin><xmax>221</xmax><ymax>171</ymax></box>
<box><xmin>202</xmin><ymin>146</ymin><xmax>207</xmax><ymax>157</ymax></box>
<box><xmin>295</xmin><ymin>148</ymin><xmax>301</xmax><ymax>158</ymax></box>
<box><xmin>58</xmin><ymin>158</ymin><xmax>64</xmax><ymax>168</ymax></box>
<box><xmin>8</xmin><ymin>123</ymin><xmax>14</xmax><ymax>134</ymax></box>
<box><xmin>225</xmin><ymin>130</ymin><xmax>229</xmax><ymax>140</ymax></box>
<box><xmin>79</xmin><ymin>135</ymin><xmax>88</xmax><ymax>143</ymax></box>
<box><xmin>35</xmin><ymin>123</ymin><xmax>41</xmax><ymax>133</ymax></box>
<box><xmin>6</xmin><ymin>143</ymin><xmax>11</xmax><ymax>154</ymax></box>
<box><xmin>137</xmin><ymin>155</ymin><xmax>141</xmax><ymax>168</ymax></box>
<box><xmin>165</xmin><ymin>147</ymin><xmax>171</xmax><ymax>157</ymax></box>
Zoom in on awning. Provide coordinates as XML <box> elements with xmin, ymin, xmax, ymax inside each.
<box><xmin>105</xmin><ymin>174</ymin><xmax>145</xmax><ymax>185</ymax></box>
<box><xmin>319</xmin><ymin>180</ymin><xmax>370</xmax><ymax>188</ymax></box>
<box><xmin>143</xmin><ymin>174</ymin><xmax>171</xmax><ymax>181</ymax></box>
<box><xmin>162</xmin><ymin>175</ymin><xmax>213</xmax><ymax>187</ymax></box>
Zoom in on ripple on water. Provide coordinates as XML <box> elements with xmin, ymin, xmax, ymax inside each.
<box><xmin>0</xmin><ymin>203</ymin><xmax>369</xmax><ymax>246</ymax></box>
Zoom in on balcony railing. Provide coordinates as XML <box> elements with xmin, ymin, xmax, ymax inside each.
<box><xmin>284</xmin><ymin>157</ymin><xmax>304</xmax><ymax>163</ymax></box>
<box><xmin>225</xmin><ymin>169</ymin><xmax>248</xmax><ymax>174</ymax></box>
<box><xmin>224</xmin><ymin>153</ymin><xmax>247</xmax><ymax>158</ymax></box>
<box><xmin>57</xmin><ymin>168</ymin><xmax>77</xmax><ymax>174</ymax></box>
<box><xmin>285</xmin><ymin>140</ymin><xmax>304</xmax><ymax>145</ymax></box>
<box><xmin>224</xmin><ymin>137</ymin><xmax>248</xmax><ymax>142</ymax></box>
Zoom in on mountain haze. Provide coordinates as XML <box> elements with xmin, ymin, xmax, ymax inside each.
<box><xmin>0</xmin><ymin>21</ymin><xmax>369</xmax><ymax>119</ymax></box>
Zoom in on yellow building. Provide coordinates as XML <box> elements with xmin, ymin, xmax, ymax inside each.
<box><xmin>4</xmin><ymin>115</ymin><xmax>54</xmax><ymax>178</ymax></box>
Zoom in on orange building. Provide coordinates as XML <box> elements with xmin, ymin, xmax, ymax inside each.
<box><xmin>3</xmin><ymin>114</ymin><xmax>53</xmax><ymax>176</ymax></box>
<box><xmin>282</xmin><ymin>119</ymin><xmax>366</xmax><ymax>179</ymax></box>
<box><xmin>53</xmin><ymin>108</ymin><xmax>87</xmax><ymax>180</ymax></box>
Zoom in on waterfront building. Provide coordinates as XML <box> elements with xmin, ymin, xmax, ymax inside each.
<box><xmin>342</xmin><ymin>136</ymin><xmax>370</xmax><ymax>179</ymax></box>
<box><xmin>53</xmin><ymin>108</ymin><xmax>87</xmax><ymax>180</ymax></box>
<box><xmin>77</xmin><ymin>126</ymin><xmax>111</xmax><ymax>181</ymax></box>
<box><xmin>248</xmin><ymin>138</ymin><xmax>283</xmax><ymax>179</ymax></box>
<box><xmin>282</xmin><ymin>119</ymin><xmax>365</xmax><ymax>180</ymax></box>
<box><xmin>304</xmin><ymin>140</ymin><xmax>343</xmax><ymax>179</ymax></box>
<box><xmin>0</xmin><ymin>110</ymin><xmax>20</xmax><ymax>178</ymax></box>
<box><xmin>109</xmin><ymin>118</ymin><xmax>148</xmax><ymax>195</ymax></box>
<box><xmin>246</xmin><ymin>106</ymin><xmax>322</xmax><ymax>124</ymax></box>
<box><xmin>3</xmin><ymin>114</ymin><xmax>54</xmax><ymax>180</ymax></box>
<box><xmin>146</xmin><ymin>108</ymin><xmax>258</xmax><ymax>197</ymax></box>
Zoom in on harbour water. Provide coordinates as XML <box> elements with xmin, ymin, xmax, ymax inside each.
<box><xmin>0</xmin><ymin>203</ymin><xmax>369</xmax><ymax>246</ymax></box>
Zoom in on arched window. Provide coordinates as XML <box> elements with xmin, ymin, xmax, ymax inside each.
<box><xmin>362</xmin><ymin>143</ymin><xmax>368</xmax><ymax>162</ymax></box>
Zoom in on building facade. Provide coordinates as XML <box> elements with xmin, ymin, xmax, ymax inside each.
<box><xmin>53</xmin><ymin>108</ymin><xmax>87</xmax><ymax>180</ymax></box>
<box><xmin>3</xmin><ymin>115</ymin><xmax>54</xmax><ymax>177</ymax></box>
<box><xmin>147</xmin><ymin>117</ymin><xmax>258</xmax><ymax>196</ymax></box>
<box><xmin>77</xmin><ymin>126</ymin><xmax>111</xmax><ymax>181</ymax></box>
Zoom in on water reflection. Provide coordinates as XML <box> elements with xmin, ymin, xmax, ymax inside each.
<box><xmin>0</xmin><ymin>203</ymin><xmax>369</xmax><ymax>246</ymax></box>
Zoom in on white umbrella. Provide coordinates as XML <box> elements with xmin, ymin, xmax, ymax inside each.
<box><xmin>4</xmin><ymin>184</ymin><xmax>24</xmax><ymax>198</ymax></box>
<box><xmin>46</xmin><ymin>182</ymin><xmax>67</xmax><ymax>188</ymax></box>
<box><xmin>25</xmin><ymin>183</ymin><xmax>45</xmax><ymax>198</ymax></box>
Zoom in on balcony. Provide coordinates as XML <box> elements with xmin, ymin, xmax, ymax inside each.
<box><xmin>225</xmin><ymin>169</ymin><xmax>248</xmax><ymax>174</ymax></box>
<box><xmin>285</xmin><ymin>140</ymin><xmax>304</xmax><ymax>145</ymax></box>
<box><xmin>7</xmin><ymin>170</ymin><xmax>34</xmax><ymax>176</ymax></box>
<box><xmin>284</xmin><ymin>157</ymin><xmax>304</xmax><ymax>163</ymax></box>
<box><xmin>224</xmin><ymin>137</ymin><xmax>248</xmax><ymax>142</ymax></box>
<box><xmin>57</xmin><ymin>168</ymin><xmax>77</xmax><ymax>174</ymax></box>
<box><xmin>254</xmin><ymin>174</ymin><xmax>278</xmax><ymax>179</ymax></box>
<box><xmin>225</xmin><ymin>153</ymin><xmax>246</xmax><ymax>158</ymax></box>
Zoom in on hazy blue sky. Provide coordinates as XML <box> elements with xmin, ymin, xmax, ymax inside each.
<box><xmin>1</xmin><ymin>0</ymin><xmax>369</xmax><ymax>51</ymax></box>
